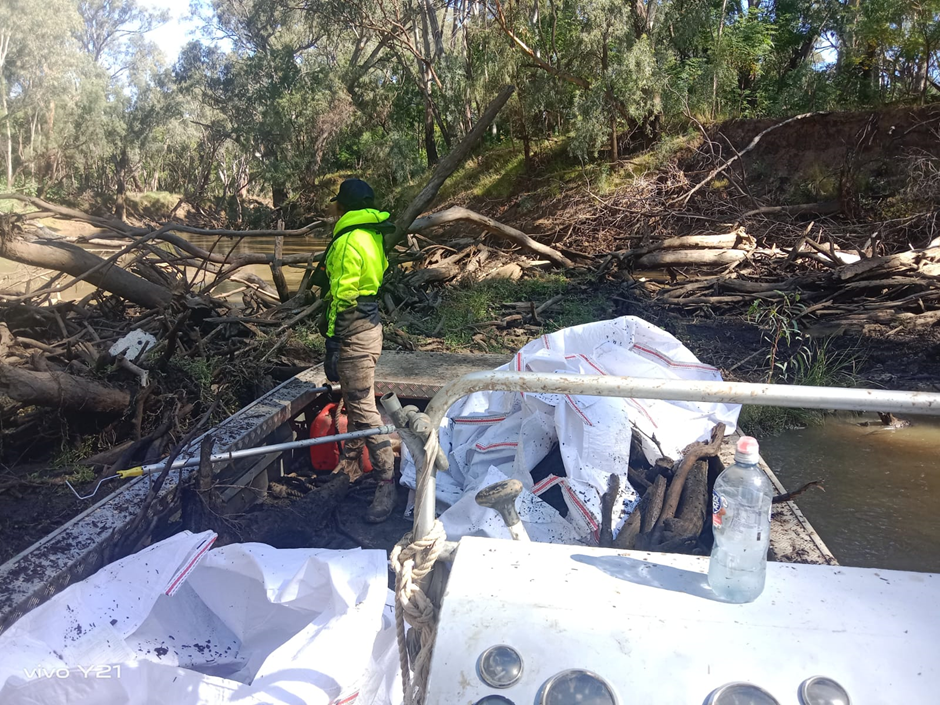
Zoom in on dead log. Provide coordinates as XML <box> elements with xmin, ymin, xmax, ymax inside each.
<box><xmin>837</xmin><ymin>246</ymin><xmax>940</xmax><ymax>281</ymax></box>
<box><xmin>632</xmin><ymin>473</ymin><xmax>668</xmax><ymax>549</ymax></box>
<box><xmin>660</xmin><ymin>460</ymin><xmax>708</xmax><ymax>543</ymax></box>
<box><xmin>392</xmin><ymin>85</ymin><xmax>516</xmax><ymax>249</ymax></box>
<box><xmin>410</xmin><ymin>206</ymin><xmax>574</xmax><ymax>268</ymax></box>
<box><xmin>0</xmin><ymin>362</ymin><xmax>130</xmax><ymax>413</ymax></box>
<box><xmin>635</xmin><ymin>249</ymin><xmax>749</xmax><ymax>269</ymax></box>
<box><xmin>0</xmin><ymin>221</ymin><xmax>172</xmax><ymax>308</ymax></box>
<box><xmin>650</xmin><ymin>424</ymin><xmax>725</xmax><ymax>547</ymax></box>
<box><xmin>741</xmin><ymin>201</ymin><xmax>840</xmax><ymax>218</ymax></box>
<box><xmin>612</xmin><ymin>504</ymin><xmax>642</xmax><ymax>550</ymax></box>
<box><xmin>480</xmin><ymin>262</ymin><xmax>524</xmax><ymax>281</ymax></box>
<box><xmin>622</xmin><ymin>229</ymin><xmax>754</xmax><ymax>260</ymax></box>
<box><xmin>614</xmin><ymin>473</ymin><xmax>666</xmax><ymax>550</ymax></box>
<box><xmin>599</xmin><ymin>474</ymin><xmax>620</xmax><ymax>548</ymax></box>
<box><xmin>807</xmin><ymin>309</ymin><xmax>940</xmax><ymax>335</ymax></box>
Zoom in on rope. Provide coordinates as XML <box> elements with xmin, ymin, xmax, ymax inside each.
<box><xmin>391</xmin><ymin>519</ymin><xmax>447</xmax><ymax>705</ymax></box>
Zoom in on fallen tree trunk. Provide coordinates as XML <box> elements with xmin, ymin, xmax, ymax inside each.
<box><xmin>0</xmin><ymin>363</ymin><xmax>130</xmax><ymax>412</ymax></box>
<box><xmin>622</xmin><ymin>229</ymin><xmax>754</xmax><ymax>260</ymax></box>
<box><xmin>0</xmin><ymin>222</ymin><xmax>173</xmax><ymax>308</ymax></box>
<box><xmin>837</xmin><ymin>245</ymin><xmax>940</xmax><ymax>281</ymax></box>
<box><xmin>392</xmin><ymin>85</ymin><xmax>516</xmax><ymax>249</ymax></box>
<box><xmin>410</xmin><ymin>206</ymin><xmax>574</xmax><ymax>267</ymax></box>
<box><xmin>636</xmin><ymin>248</ymin><xmax>749</xmax><ymax>268</ymax></box>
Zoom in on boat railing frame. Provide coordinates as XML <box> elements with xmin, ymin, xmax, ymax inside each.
<box><xmin>408</xmin><ymin>372</ymin><xmax>940</xmax><ymax>539</ymax></box>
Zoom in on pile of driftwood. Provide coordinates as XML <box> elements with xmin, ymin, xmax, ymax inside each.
<box><xmin>619</xmin><ymin>224</ymin><xmax>940</xmax><ymax>335</ymax></box>
<box><xmin>598</xmin><ymin>424</ymin><xmax>820</xmax><ymax>555</ymax></box>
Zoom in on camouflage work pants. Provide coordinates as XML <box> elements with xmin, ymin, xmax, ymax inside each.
<box><xmin>336</xmin><ymin>322</ymin><xmax>395</xmax><ymax>479</ymax></box>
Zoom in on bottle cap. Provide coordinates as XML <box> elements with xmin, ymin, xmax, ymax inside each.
<box><xmin>735</xmin><ymin>436</ymin><xmax>760</xmax><ymax>464</ymax></box>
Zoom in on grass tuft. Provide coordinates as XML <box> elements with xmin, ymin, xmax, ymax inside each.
<box><xmin>403</xmin><ymin>275</ymin><xmax>612</xmax><ymax>352</ymax></box>
<box><xmin>739</xmin><ymin>339</ymin><xmax>865</xmax><ymax>436</ymax></box>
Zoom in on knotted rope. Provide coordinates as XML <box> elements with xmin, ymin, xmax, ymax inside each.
<box><xmin>391</xmin><ymin>518</ymin><xmax>447</xmax><ymax>705</ymax></box>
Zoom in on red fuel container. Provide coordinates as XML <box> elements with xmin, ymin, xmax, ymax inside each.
<box><xmin>309</xmin><ymin>403</ymin><xmax>372</xmax><ymax>472</ymax></box>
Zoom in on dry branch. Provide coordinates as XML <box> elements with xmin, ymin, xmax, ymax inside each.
<box><xmin>678</xmin><ymin>113</ymin><xmax>822</xmax><ymax>206</ymax></box>
<box><xmin>410</xmin><ymin>206</ymin><xmax>574</xmax><ymax>267</ymax></box>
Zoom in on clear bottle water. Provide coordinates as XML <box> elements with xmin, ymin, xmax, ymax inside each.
<box><xmin>708</xmin><ymin>436</ymin><xmax>774</xmax><ymax>603</ymax></box>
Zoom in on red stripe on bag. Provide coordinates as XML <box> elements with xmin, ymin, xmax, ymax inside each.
<box><xmin>633</xmin><ymin>344</ymin><xmax>718</xmax><ymax>372</ymax></box>
<box><xmin>474</xmin><ymin>442</ymin><xmax>519</xmax><ymax>451</ymax></box>
<box><xmin>165</xmin><ymin>535</ymin><xmax>217</xmax><ymax>596</ymax></box>
<box><xmin>564</xmin><ymin>395</ymin><xmax>593</xmax><ymax>426</ymax></box>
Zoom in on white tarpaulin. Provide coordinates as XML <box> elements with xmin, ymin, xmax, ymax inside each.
<box><xmin>0</xmin><ymin>531</ymin><xmax>402</xmax><ymax>705</ymax></box>
<box><xmin>401</xmin><ymin>316</ymin><xmax>741</xmax><ymax>544</ymax></box>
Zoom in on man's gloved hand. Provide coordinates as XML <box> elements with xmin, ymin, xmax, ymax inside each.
<box><xmin>325</xmin><ymin>336</ymin><xmax>341</xmax><ymax>382</ymax></box>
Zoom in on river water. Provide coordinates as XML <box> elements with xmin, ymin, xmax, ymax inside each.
<box><xmin>182</xmin><ymin>233</ymin><xmax>330</xmax><ymax>293</ymax></box>
<box><xmin>761</xmin><ymin>413</ymin><xmax>940</xmax><ymax>574</ymax></box>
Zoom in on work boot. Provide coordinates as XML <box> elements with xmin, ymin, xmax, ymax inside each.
<box><xmin>332</xmin><ymin>456</ymin><xmax>363</xmax><ymax>483</ymax></box>
<box><xmin>364</xmin><ymin>479</ymin><xmax>396</xmax><ymax>524</ymax></box>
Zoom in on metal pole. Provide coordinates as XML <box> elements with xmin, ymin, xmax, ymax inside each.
<box><xmin>125</xmin><ymin>424</ymin><xmax>398</xmax><ymax>477</ymax></box>
<box><xmin>413</xmin><ymin>372</ymin><xmax>940</xmax><ymax>539</ymax></box>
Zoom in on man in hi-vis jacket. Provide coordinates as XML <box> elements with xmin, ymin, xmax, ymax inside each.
<box><xmin>319</xmin><ymin>178</ymin><xmax>396</xmax><ymax>523</ymax></box>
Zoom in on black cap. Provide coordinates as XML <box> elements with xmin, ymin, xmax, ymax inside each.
<box><xmin>330</xmin><ymin>178</ymin><xmax>375</xmax><ymax>209</ymax></box>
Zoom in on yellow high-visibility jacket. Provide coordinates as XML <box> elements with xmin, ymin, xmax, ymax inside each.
<box><xmin>324</xmin><ymin>208</ymin><xmax>390</xmax><ymax>338</ymax></box>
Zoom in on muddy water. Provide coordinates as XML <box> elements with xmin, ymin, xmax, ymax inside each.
<box><xmin>761</xmin><ymin>413</ymin><xmax>940</xmax><ymax>574</ymax></box>
<box><xmin>182</xmin><ymin>233</ymin><xmax>330</xmax><ymax>293</ymax></box>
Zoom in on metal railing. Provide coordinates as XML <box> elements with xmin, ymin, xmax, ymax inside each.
<box><xmin>403</xmin><ymin>372</ymin><xmax>940</xmax><ymax>538</ymax></box>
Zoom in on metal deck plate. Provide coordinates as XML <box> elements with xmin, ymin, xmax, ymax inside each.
<box><xmin>427</xmin><ymin>536</ymin><xmax>936</xmax><ymax>704</ymax></box>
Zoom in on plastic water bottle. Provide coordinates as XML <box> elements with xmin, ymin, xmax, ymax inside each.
<box><xmin>708</xmin><ymin>436</ymin><xmax>773</xmax><ymax>602</ymax></box>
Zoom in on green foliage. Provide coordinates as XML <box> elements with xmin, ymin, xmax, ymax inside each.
<box><xmin>1</xmin><ymin>0</ymin><xmax>936</xmax><ymax>217</ymax></box>
<box><xmin>743</xmin><ymin>295</ymin><xmax>865</xmax><ymax>435</ymax></box>
<box><xmin>65</xmin><ymin>466</ymin><xmax>96</xmax><ymax>484</ymax></box>
<box><xmin>169</xmin><ymin>355</ymin><xmax>213</xmax><ymax>404</ymax></box>
<box><xmin>403</xmin><ymin>275</ymin><xmax>612</xmax><ymax>352</ymax></box>
<box><xmin>293</xmin><ymin>322</ymin><xmax>325</xmax><ymax>355</ymax></box>
<box><xmin>52</xmin><ymin>435</ymin><xmax>96</xmax><ymax>470</ymax></box>
<box><xmin>747</xmin><ymin>294</ymin><xmax>806</xmax><ymax>383</ymax></box>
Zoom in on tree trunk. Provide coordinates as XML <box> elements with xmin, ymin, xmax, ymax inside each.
<box><xmin>1</xmin><ymin>67</ymin><xmax>11</xmax><ymax>189</ymax></box>
<box><xmin>270</xmin><ymin>225</ymin><xmax>291</xmax><ymax>302</ymax></box>
<box><xmin>424</xmin><ymin>97</ymin><xmax>439</xmax><ymax>167</ymax></box>
<box><xmin>0</xmin><ymin>363</ymin><xmax>130</xmax><ymax>413</ymax></box>
<box><xmin>0</xmin><ymin>223</ymin><xmax>173</xmax><ymax>308</ymax></box>
<box><xmin>392</xmin><ymin>85</ymin><xmax>516</xmax><ymax>249</ymax></box>
<box><xmin>114</xmin><ymin>147</ymin><xmax>129</xmax><ymax>221</ymax></box>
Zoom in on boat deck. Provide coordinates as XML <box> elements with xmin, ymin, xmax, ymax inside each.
<box><xmin>0</xmin><ymin>352</ymin><xmax>833</xmax><ymax>633</ymax></box>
